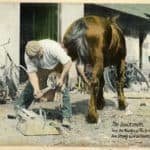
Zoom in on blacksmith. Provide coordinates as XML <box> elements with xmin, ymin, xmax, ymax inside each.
<box><xmin>15</xmin><ymin>39</ymin><xmax>72</xmax><ymax>127</ymax></box>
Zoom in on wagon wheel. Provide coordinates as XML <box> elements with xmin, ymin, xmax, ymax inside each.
<box><xmin>104</xmin><ymin>64</ymin><xmax>149</xmax><ymax>92</ymax></box>
<box><xmin>0</xmin><ymin>90</ymin><xmax>7</xmax><ymax>104</ymax></box>
<box><xmin>125</xmin><ymin>64</ymin><xmax>149</xmax><ymax>90</ymax></box>
<box><xmin>104</xmin><ymin>66</ymin><xmax>117</xmax><ymax>92</ymax></box>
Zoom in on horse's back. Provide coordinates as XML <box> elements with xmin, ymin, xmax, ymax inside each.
<box><xmin>63</xmin><ymin>16</ymin><xmax>109</xmax><ymax>42</ymax></box>
<box><xmin>63</xmin><ymin>15</ymin><xmax>126</xmax><ymax>65</ymax></box>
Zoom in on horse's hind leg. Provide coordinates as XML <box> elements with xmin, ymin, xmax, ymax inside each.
<box><xmin>97</xmin><ymin>74</ymin><xmax>105</xmax><ymax>110</ymax></box>
<box><xmin>116</xmin><ymin>58</ymin><xmax>126</xmax><ymax>110</ymax></box>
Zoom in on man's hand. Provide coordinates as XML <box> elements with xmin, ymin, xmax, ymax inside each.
<box><xmin>56</xmin><ymin>78</ymin><xmax>64</xmax><ymax>88</ymax></box>
<box><xmin>28</xmin><ymin>72</ymin><xmax>42</xmax><ymax>99</ymax></box>
<box><xmin>34</xmin><ymin>90</ymin><xmax>43</xmax><ymax>99</ymax></box>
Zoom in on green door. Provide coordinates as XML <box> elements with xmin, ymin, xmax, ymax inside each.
<box><xmin>32</xmin><ymin>4</ymin><xmax>58</xmax><ymax>40</ymax></box>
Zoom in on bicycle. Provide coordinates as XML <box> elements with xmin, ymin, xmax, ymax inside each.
<box><xmin>104</xmin><ymin>62</ymin><xmax>150</xmax><ymax>92</ymax></box>
<box><xmin>0</xmin><ymin>39</ymin><xmax>28</xmax><ymax>103</ymax></box>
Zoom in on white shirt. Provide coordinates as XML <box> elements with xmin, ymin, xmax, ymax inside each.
<box><xmin>25</xmin><ymin>39</ymin><xmax>71</xmax><ymax>73</ymax></box>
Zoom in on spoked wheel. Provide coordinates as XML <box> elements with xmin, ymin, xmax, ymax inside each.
<box><xmin>0</xmin><ymin>90</ymin><xmax>7</xmax><ymax>104</ymax></box>
<box><xmin>104</xmin><ymin>63</ymin><xmax>149</xmax><ymax>92</ymax></box>
<box><xmin>0</xmin><ymin>67</ymin><xmax>8</xmax><ymax>103</ymax></box>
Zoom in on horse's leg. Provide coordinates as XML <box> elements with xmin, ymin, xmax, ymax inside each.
<box><xmin>116</xmin><ymin>58</ymin><xmax>126</xmax><ymax>110</ymax></box>
<box><xmin>86</xmin><ymin>83</ymin><xmax>97</xmax><ymax>123</ymax></box>
<box><xmin>97</xmin><ymin>74</ymin><xmax>105</xmax><ymax>110</ymax></box>
<box><xmin>86</xmin><ymin>52</ymin><xmax>104</xmax><ymax>123</ymax></box>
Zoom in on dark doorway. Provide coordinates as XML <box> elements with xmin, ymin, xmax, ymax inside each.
<box><xmin>20</xmin><ymin>3</ymin><xmax>58</xmax><ymax>69</ymax></box>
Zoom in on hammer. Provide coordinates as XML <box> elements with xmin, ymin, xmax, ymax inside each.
<box><xmin>34</xmin><ymin>85</ymin><xmax>65</xmax><ymax>102</ymax></box>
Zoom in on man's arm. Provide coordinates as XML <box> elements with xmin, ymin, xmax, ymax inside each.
<box><xmin>28</xmin><ymin>72</ymin><xmax>43</xmax><ymax>99</ymax></box>
<box><xmin>57</xmin><ymin>60</ymin><xmax>72</xmax><ymax>87</ymax></box>
<box><xmin>50</xmin><ymin>42</ymin><xmax>72</xmax><ymax>87</ymax></box>
<box><xmin>25</xmin><ymin>54</ymin><xmax>43</xmax><ymax>99</ymax></box>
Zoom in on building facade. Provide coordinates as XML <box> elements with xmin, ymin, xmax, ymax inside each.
<box><xmin>0</xmin><ymin>3</ymin><xmax>149</xmax><ymax>79</ymax></box>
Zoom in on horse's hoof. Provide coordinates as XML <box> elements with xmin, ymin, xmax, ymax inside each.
<box><xmin>86</xmin><ymin>113</ymin><xmax>98</xmax><ymax>123</ymax></box>
<box><xmin>97</xmin><ymin>100</ymin><xmax>105</xmax><ymax>110</ymax></box>
<box><xmin>119</xmin><ymin>101</ymin><xmax>126</xmax><ymax>110</ymax></box>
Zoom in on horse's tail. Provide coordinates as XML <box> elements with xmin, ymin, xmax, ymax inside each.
<box><xmin>63</xmin><ymin>18</ymin><xmax>87</xmax><ymax>44</ymax></box>
<box><xmin>63</xmin><ymin>18</ymin><xmax>90</xmax><ymax>63</ymax></box>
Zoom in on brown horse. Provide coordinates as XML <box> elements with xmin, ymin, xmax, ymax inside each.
<box><xmin>63</xmin><ymin>16</ymin><xmax>127</xmax><ymax>123</ymax></box>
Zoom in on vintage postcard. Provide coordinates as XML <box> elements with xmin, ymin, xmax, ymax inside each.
<box><xmin>0</xmin><ymin>1</ymin><xmax>149</xmax><ymax>149</ymax></box>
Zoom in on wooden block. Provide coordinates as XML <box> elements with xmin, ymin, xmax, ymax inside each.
<box><xmin>16</xmin><ymin>118</ymin><xmax>60</xmax><ymax>136</ymax></box>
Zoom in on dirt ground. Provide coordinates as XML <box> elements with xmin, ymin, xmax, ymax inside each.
<box><xmin>0</xmin><ymin>89</ymin><xmax>150</xmax><ymax>147</ymax></box>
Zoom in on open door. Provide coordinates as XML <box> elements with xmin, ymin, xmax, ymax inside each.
<box><xmin>20</xmin><ymin>3</ymin><xmax>58</xmax><ymax>69</ymax></box>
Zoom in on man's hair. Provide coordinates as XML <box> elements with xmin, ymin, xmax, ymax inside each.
<box><xmin>25</xmin><ymin>41</ymin><xmax>41</xmax><ymax>57</ymax></box>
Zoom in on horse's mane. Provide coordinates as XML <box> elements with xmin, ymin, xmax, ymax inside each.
<box><xmin>107</xmin><ymin>15</ymin><xmax>120</xmax><ymax>23</ymax></box>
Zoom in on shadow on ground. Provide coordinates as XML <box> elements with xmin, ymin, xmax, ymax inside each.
<box><xmin>104</xmin><ymin>99</ymin><xmax>116</xmax><ymax>108</ymax></box>
<box><xmin>31</xmin><ymin>97</ymin><xmax>117</xmax><ymax>122</ymax></box>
